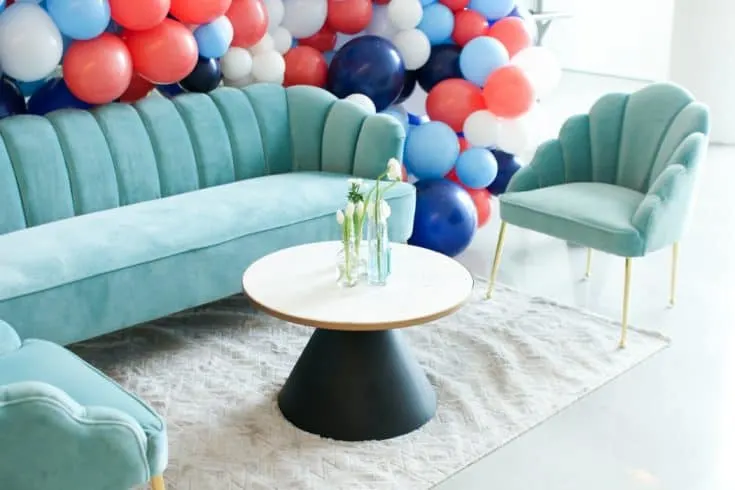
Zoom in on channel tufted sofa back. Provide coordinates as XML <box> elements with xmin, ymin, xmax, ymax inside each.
<box><xmin>0</xmin><ymin>84</ymin><xmax>403</xmax><ymax>235</ymax></box>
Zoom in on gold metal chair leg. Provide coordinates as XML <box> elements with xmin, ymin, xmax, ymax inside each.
<box><xmin>485</xmin><ymin>221</ymin><xmax>508</xmax><ymax>299</ymax></box>
<box><xmin>585</xmin><ymin>248</ymin><xmax>593</xmax><ymax>278</ymax></box>
<box><xmin>619</xmin><ymin>258</ymin><xmax>632</xmax><ymax>349</ymax></box>
<box><xmin>669</xmin><ymin>242</ymin><xmax>679</xmax><ymax>307</ymax></box>
<box><xmin>151</xmin><ymin>475</ymin><xmax>165</xmax><ymax>490</ymax></box>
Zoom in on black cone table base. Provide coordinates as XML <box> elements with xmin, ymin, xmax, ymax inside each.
<box><xmin>278</xmin><ymin>328</ymin><xmax>437</xmax><ymax>441</ymax></box>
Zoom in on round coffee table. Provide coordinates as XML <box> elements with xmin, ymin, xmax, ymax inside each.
<box><xmin>242</xmin><ymin>241</ymin><xmax>473</xmax><ymax>441</ymax></box>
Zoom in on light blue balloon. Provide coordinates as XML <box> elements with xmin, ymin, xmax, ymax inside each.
<box><xmin>420</xmin><ymin>0</ymin><xmax>437</xmax><ymax>5</ymax></box>
<box><xmin>460</xmin><ymin>36</ymin><xmax>509</xmax><ymax>87</ymax></box>
<box><xmin>417</xmin><ymin>3</ymin><xmax>454</xmax><ymax>46</ymax></box>
<box><xmin>46</xmin><ymin>0</ymin><xmax>110</xmax><ymax>41</ymax></box>
<box><xmin>455</xmin><ymin>148</ymin><xmax>499</xmax><ymax>188</ymax></box>
<box><xmin>469</xmin><ymin>0</ymin><xmax>515</xmax><ymax>20</ymax></box>
<box><xmin>405</xmin><ymin>121</ymin><xmax>460</xmax><ymax>180</ymax></box>
<box><xmin>0</xmin><ymin>1</ymin><xmax>5</xmax><ymax>13</ymax></box>
<box><xmin>194</xmin><ymin>16</ymin><xmax>234</xmax><ymax>59</ymax></box>
<box><xmin>381</xmin><ymin>105</ymin><xmax>409</xmax><ymax>133</ymax></box>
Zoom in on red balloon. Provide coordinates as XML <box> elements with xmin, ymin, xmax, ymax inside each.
<box><xmin>227</xmin><ymin>0</ymin><xmax>269</xmax><ymax>48</ymax></box>
<box><xmin>327</xmin><ymin>0</ymin><xmax>373</xmax><ymax>35</ymax></box>
<box><xmin>63</xmin><ymin>33</ymin><xmax>133</xmax><ymax>105</ymax></box>
<box><xmin>125</xmin><ymin>19</ymin><xmax>199</xmax><ymax>85</ymax></box>
<box><xmin>373</xmin><ymin>0</ymin><xmax>391</xmax><ymax>4</ymax></box>
<box><xmin>452</xmin><ymin>9</ymin><xmax>489</xmax><ymax>47</ymax></box>
<box><xmin>487</xmin><ymin>17</ymin><xmax>532</xmax><ymax>58</ymax></box>
<box><xmin>482</xmin><ymin>66</ymin><xmax>534</xmax><ymax>119</ymax></box>
<box><xmin>440</xmin><ymin>0</ymin><xmax>470</xmax><ymax>11</ymax></box>
<box><xmin>119</xmin><ymin>73</ymin><xmax>155</xmax><ymax>103</ymax></box>
<box><xmin>445</xmin><ymin>168</ymin><xmax>462</xmax><ymax>184</ymax></box>
<box><xmin>284</xmin><ymin>46</ymin><xmax>328</xmax><ymax>87</ymax></box>
<box><xmin>467</xmin><ymin>188</ymin><xmax>492</xmax><ymax>227</ymax></box>
<box><xmin>458</xmin><ymin>136</ymin><xmax>470</xmax><ymax>153</ymax></box>
<box><xmin>170</xmin><ymin>0</ymin><xmax>233</xmax><ymax>24</ymax></box>
<box><xmin>299</xmin><ymin>25</ymin><xmax>337</xmax><ymax>52</ymax></box>
<box><xmin>426</xmin><ymin>78</ymin><xmax>487</xmax><ymax>133</ymax></box>
<box><xmin>401</xmin><ymin>164</ymin><xmax>408</xmax><ymax>182</ymax></box>
<box><xmin>109</xmin><ymin>0</ymin><xmax>170</xmax><ymax>31</ymax></box>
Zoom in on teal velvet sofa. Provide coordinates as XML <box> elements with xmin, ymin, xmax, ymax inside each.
<box><xmin>0</xmin><ymin>84</ymin><xmax>416</xmax><ymax>346</ymax></box>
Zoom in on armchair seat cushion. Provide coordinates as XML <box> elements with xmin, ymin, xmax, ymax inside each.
<box><xmin>0</xmin><ymin>339</ymin><xmax>166</xmax><ymax>476</ymax></box>
<box><xmin>499</xmin><ymin>182</ymin><xmax>647</xmax><ymax>257</ymax></box>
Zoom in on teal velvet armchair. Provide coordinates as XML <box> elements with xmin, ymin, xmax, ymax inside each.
<box><xmin>485</xmin><ymin>82</ymin><xmax>710</xmax><ymax>347</ymax></box>
<box><xmin>0</xmin><ymin>320</ymin><xmax>167</xmax><ymax>490</ymax></box>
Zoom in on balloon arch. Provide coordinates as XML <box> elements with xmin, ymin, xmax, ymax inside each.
<box><xmin>0</xmin><ymin>0</ymin><xmax>561</xmax><ymax>257</ymax></box>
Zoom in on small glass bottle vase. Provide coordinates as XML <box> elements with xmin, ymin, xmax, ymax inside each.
<box><xmin>336</xmin><ymin>239</ymin><xmax>360</xmax><ymax>288</ymax></box>
<box><xmin>367</xmin><ymin>219</ymin><xmax>391</xmax><ymax>286</ymax></box>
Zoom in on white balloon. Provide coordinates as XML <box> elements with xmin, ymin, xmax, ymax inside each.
<box><xmin>271</xmin><ymin>27</ymin><xmax>293</xmax><ymax>55</ymax></box>
<box><xmin>387</xmin><ymin>0</ymin><xmax>423</xmax><ymax>30</ymax></box>
<box><xmin>463</xmin><ymin>111</ymin><xmax>501</xmax><ymax>148</ymax></box>
<box><xmin>345</xmin><ymin>93</ymin><xmax>376</xmax><ymax>114</ymax></box>
<box><xmin>249</xmin><ymin>33</ymin><xmax>275</xmax><ymax>55</ymax></box>
<box><xmin>0</xmin><ymin>4</ymin><xmax>63</xmax><ymax>82</ymax></box>
<box><xmin>391</xmin><ymin>29</ymin><xmax>430</xmax><ymax>71</ymax></box>
<box><xmin>512</xmin><ymin>47</ymin><xmax>562</xmax><ymax>99</ymax></box>
<box><xmin>366</xmin><ymin>5</ymin><xmax>397</xmax><ymax>39</ymax></box>
<box><xmin>281</xmin><ymin>0</ymin><xmax>327</xmax><ymax>39</ymax></box>
<box><xmin>252</xmin><ymin>51</ymin><xmax>286</xmax><ymax>84</ymax></box>
<box><xmin>222</xmin><ymin>47</ymin><xmax>253</xmax><ymax>81</ymax></box>
<box><xmin>496</xmin><ymin>117</ymin><xmax>532</xmax><ymax>156</ymax></box>
<box><xmin>224</xmin><ymin>74</ymin><xmax>254</xmax><ymax>88</ymax></box>
<box><xmin>263</xmin><ymin>0</ymin><xmax>285</xmax><ymax>32</ymax></box>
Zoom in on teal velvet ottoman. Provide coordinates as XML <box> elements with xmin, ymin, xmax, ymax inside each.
<box><xmin>0</xmin><ymin>320</ymin><xmax>166</xmax><ymax>490</ymax></box>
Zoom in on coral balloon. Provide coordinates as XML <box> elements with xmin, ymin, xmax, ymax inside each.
<box><xmin>458</xmin><ymin>136</ymin><xmax>470</xmax><ymax>152</ymax></box>
<box><xmin>327</xmin><ymin>0</ymin><xmax>373</xmax><ymax>35</ymax></box>
<box><xmin>467</xmin><ymin>187</ymin><xmax>491</xmax><ymax>227</ymax></box>
<box><xmin>482</xmin><ymin>66</ymin><xmax>534</xmax><ymax>119</ymax></box>
<box><xmin>426</xmin><ymin>78</ymin><xmax>486</xmax><ymax>133</ymax></box>
<box><xmin>299</xmin><ymin>25</ymin><xmax>336</xmax><ymax>52</ymax></box>
<box><xmin>124</xmin><ymin>19</ymin><xmax>198</xmax><ymax>85</ymax></box>
<box><xmin>440</xmin><ymin>0</ymin><xmax>469</xmax><ymax>10</ymax></box>
<box><xmin>170</xmin><ymin>0</ymin><xmax>232</xmax><ymax>24</ymax></box>
<box><xmin>119</xmin><ymin>73</ymin><xmax>154</xmax><ymax>103</ymax></box>
<box><xmin>452</xmin><ymin>9</ymin><xmax>488</xmax><ymax>47</ymax></box>
<box><xmin>63</xmin><ymin>33</ymin><xmax>133</xmax><ymax>104</ymax></box>
<box><xmin>227</xmin><ymin>0</ymin><xmax>269</xmax><ymax>48</ymax></box>
<box><xmin>108</xmin><ymin>0</ymin><xmax>169</xmax><ymax>31</ymax></box>
<box><xmin>284</xmin><ymin>46</ymin><xmax>328</xmax><ymax>87</ymax></box>
<box><xmin>487</xmin><ymin>17</ymin><xmax>531</xmax><ymax>58</ymax></box>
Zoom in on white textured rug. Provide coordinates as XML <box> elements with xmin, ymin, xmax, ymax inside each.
<box><xmin>73</xmin><ymin>283</ymin><xmax>668</xmax><ymax>490</ymax></box>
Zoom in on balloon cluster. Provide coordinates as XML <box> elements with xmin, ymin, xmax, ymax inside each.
<box><xmin>0</xmin><ymin>0</ymin><xmax>269</xmax><ymax>115</ymax></box>
<box><xmin>0</xmin><ymin>0</ymin><xmax>560</xmax><ymax>258</ymax></box>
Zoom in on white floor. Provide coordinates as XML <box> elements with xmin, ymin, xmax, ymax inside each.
<box><xmin>436</xmin><ymin>72</ymin><xmax>735</xmax><ymax>490</ymax></box>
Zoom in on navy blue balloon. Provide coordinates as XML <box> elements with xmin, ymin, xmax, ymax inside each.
<box><xmin>0</xmin><ymin>77</ymin><xmax>27</xmax><ymax>120</ymax></box>
<box><xmin>416</xmin><ymin>44</ymin><xmax>462</xmax><ymax>93</ymax></box>
<box><xmin>394</xmin><ymin>70</ymin><xmax>417</xmax><ymax>105</ymax></box>
<box><xmin>27</xmin><ymin>78</ymin><xmax>92</xmax><ymax>116</ymax></box>
<box><xmin>327</xmin><ymin>35</ymin><xmax>406</xmax><ymax>112</ymax></box>
<box><xmin>407</xmin><ymin>113</ymin><xmax>429</xmax><ymax>126</ymax></box>
<box><xmin>408</xmin><ymin>179</ymin><xmax>478</xmax><ymax>257</ymax></box>
<box><xmin>157</xmin><ymin>83</ymin><xmax>185</xmax><ymax>98</ymax></box>
<box><xmin>179</xmin><ymin>57</ymin><xmax>222</xmax><ymax>93</ymax></box>
<box><xmin>487</xmin><ymin>150</ymin><xmax>523</xmax><ymax>195</ymax></box>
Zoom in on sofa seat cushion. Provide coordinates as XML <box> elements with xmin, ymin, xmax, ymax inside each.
<box><xmin>0</xmin><ymin>338</ymin><xmax>167</xmax><ymax>476</ymax></box>
<box><xmin>499</xmin><ymin>182</ymin><xmax>646</xmax><ymax>257</ymax></box>
<box><xmin>0</xmin><ymin>172</ymin><xmax>415</xmax><ymax>302</ymax></box>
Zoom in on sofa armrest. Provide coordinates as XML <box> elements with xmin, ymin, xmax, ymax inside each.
<box><xmin>0</xmin><ymin>320</ymin><xmax>20</xmax><ymax>355</ymax></box>
<box><xmin>351</xmin><ymin>114</ymin><xmax>406</xmax><ymax>180</ymax></box>
<box><xmin>0</xmin><ymin>381</ymin><xmax>151</xmax><ymax>490</ymax></box>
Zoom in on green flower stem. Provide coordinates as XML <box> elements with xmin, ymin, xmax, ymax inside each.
<box><xmin>343</xmin><ymin>214</ymin><xmax>353</xmax><ymax>282</ymax></box>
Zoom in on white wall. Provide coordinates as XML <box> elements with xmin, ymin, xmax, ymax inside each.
<box><xmin>527</xmin><ymin>0</ymin><xmax>675</xmax><ymax>81</ymax></box>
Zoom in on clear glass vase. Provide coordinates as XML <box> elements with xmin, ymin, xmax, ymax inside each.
<box><xmin>336</xmin><ymin>239</ymin><xmax>359</xmax><ymax>288</ymax></box>
<box><xmin>367</xmin><ymin>218</ymin><xmax>391</xmax><ymax>286</ymax></box>
<box><xmin>354</xmin><ymin>219</ymin><xmax>367</xmax><ymax>279</ymax></box>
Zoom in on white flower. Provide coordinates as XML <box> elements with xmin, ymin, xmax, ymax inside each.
<box><xmin>366</xmin><ymin>199</ymin><xmax>391</xmax><ymax>222</ymax></box>
<box><xmin>345</xmin><ymin>202</ymin><xmax>355</xmax><ymax>218</ymax></box>
<box><xmin>336</xmin><ymin>210</ymin><xmax>344</xmax><ymax>225</ymax></box>
<box><xmin>386</xmin><ymin>158</ymin><xmax>402</xmax><ymax>181</ymax></box>
<box><xmin>348</xmin><ymin>178</ymin><xmax>364</xmax><ymax>189</ymax></box>
<box><xmin>355</xmin><ymin>201</ymin><xmax>364</xmax><ymax>218</ymax></box>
